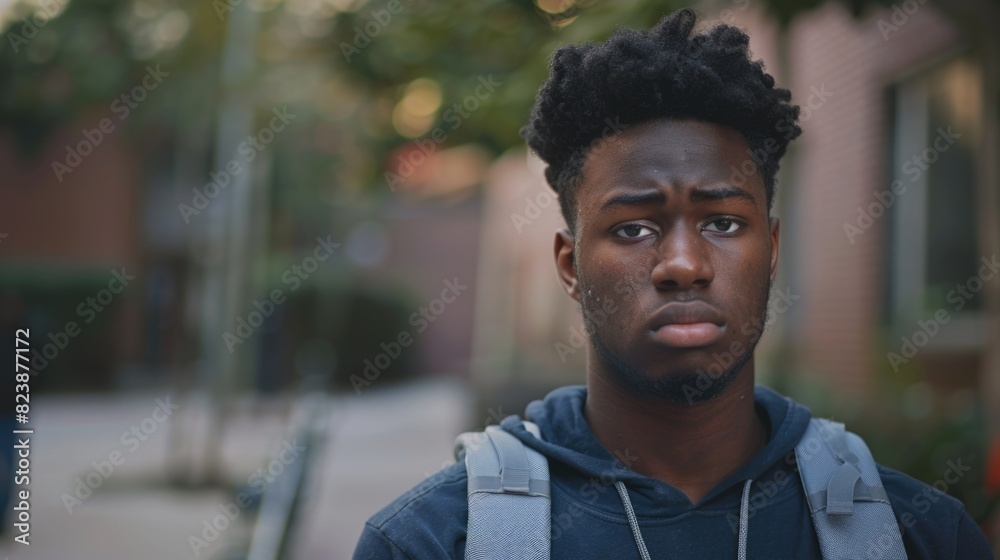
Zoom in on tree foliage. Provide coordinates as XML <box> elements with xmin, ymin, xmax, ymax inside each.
<box><xmin>0</xmin><ymin>0</ymin><xmax>985</xmax><ymax>184</ymax></box>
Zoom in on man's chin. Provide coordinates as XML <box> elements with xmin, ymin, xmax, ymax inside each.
<box><xmin>593</xmin><ymin>338</ymin><xmax>749</xmax><ymax>405</ymax></box>
<box><xmin>623</xmin><ymin>369</ymin><xmax>740</xmax><ymax>405</ymax></box>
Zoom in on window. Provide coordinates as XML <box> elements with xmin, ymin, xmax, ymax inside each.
<box><xmin>888</xmin><ymin>56</ymin><xmax>984</xmax><ymax>345</ymax></box>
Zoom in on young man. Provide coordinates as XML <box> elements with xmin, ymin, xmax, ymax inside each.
<box><xmin>354</xmin><ymin>9</ymin><xmax>993</xmax><ymax>559</ymax></box>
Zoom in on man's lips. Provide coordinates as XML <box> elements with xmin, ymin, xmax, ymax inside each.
<box><xmin>647</xmin><ymin>301</ymin><xmax>726</xmax><ymax>348</ymax></box>
<box><xmin>651</xmin><ymin>323</ymin><xmax>725</xmax><ymax>347</ymax></box>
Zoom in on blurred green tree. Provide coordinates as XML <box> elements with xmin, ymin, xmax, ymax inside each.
<box><xmin>3</xmin><ymin>0</ymin><xmax>981</xmax><ymax>175</ymax></box>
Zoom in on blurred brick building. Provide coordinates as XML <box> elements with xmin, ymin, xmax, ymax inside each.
<box><xmin>0</xmin><ymin>114</ymin><xmax>148</xmax><ymax>391</ymax></box>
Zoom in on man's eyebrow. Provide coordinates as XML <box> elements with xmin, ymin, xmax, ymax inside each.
<box><xmin>689</xmin><ymin>185</ymin><xmax>758</xmax><ymax>205</ymax></box>
<box><xmin>599</xmin><ymin>190</ymin><xmax>667</xmax><ymax>211</ymax></box>
<box><xmin>598</xmin><ymin>185</ymin><xmax>758</xmax><ymax>211</ymax></box>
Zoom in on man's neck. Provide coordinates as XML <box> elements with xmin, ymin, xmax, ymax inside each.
<box><xmin>584</xmin><ymin>363</ymin><xmax>768</xmax><ymax>506</ymax></box>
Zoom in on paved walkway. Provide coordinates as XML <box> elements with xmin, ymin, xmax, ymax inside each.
<box><xmin>0</xmin><ymin>379</ymin><xmax>473</xmax><ymax>560</ymax></box>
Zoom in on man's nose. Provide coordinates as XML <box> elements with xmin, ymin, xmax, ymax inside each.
<box><xmin>649</xmin><ymin>227</ymin><xmax>714</xmax><ymax>290</ymax></box>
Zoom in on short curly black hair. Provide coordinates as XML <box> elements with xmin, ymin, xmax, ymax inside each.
<box><xmin>522</xmin><ymin>8</ymin><xmax>801</xmax><ymax>231</ymax></box>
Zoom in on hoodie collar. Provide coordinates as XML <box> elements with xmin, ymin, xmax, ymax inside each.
<box><xmin>500</xmin><ymin>384</ymin><xmax>812</xmax><ymax>514</ymax></box>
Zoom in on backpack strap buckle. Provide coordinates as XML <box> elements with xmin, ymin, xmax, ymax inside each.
<box><xmin>795</xmin><ymin>417</ymin><xmax>907</xmax><ymax>559</ymax></box>
<box><xmin>825</xmin><ymin>462</ymin><xmax>863</xmax><ymax>516</ymax></box>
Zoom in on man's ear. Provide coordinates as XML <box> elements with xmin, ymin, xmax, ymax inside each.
<box><xmin>769</xmin><ymin>216</ymin><xmax>780</xmax><ymax>283</ymax></box>
<box><xmin>554</xmin><ymin>228</ymin><xmax>580</xmax><ymax>302</ymax></box>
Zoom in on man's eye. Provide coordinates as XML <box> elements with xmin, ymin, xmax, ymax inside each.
<box><xmin>616</xmin><ymin>224</ymin><xmax>655</xmax><ymax>239</ymax></box>
<box><xmin>704</xmin><ymin>218</ymin><xmax>742</xmax><ymax>234</ymax></box>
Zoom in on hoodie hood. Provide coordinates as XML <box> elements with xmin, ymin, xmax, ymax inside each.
<box><xmin>499</xmin><ymin>384</ymin><xmax>813</xmax><ymax>517</ymax></box>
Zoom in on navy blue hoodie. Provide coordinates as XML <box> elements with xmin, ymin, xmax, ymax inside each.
<box><xmin>354</xmin><ymin>385</ymin><xmax>993</xmax><ymax>559</ymax></box>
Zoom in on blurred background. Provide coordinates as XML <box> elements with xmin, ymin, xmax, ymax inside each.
<box><xmin>0</xmin><ymin>0</ymin><xmax>998</xmax><ymax>557</ymax></box>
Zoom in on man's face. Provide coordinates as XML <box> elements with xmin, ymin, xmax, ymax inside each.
<box><xmin>553</xmin><ymin>118</ymin><xmax>780</xmax><ymax>404</ymax></box>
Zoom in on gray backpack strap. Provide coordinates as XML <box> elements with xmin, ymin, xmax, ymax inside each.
<box><xmin>795</xmin><ymin>418</ymin><xmax>907</xmax><ymax>560</ymax></box>
<box><xmin>454</xmin><ymin>421</ymin><xmax>550</xmax><ymax>560</ymax></box>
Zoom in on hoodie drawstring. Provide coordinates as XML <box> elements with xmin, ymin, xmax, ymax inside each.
<box><xmin>615</xmin><ymin>481</ymin><xmax>652</xmax><ymax>560</ymax></box>
<box><xmin>737</xmin><ymin>479</ymin><xmax>753</xmax><ymax>560</ymax></box>
<box><xmin>614</xmin><ymin>478</ymin><xmax>755</xmax><ymax>560</ymax></box>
